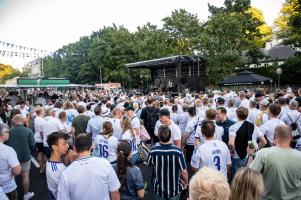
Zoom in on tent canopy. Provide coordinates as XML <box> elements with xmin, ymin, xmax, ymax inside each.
<box><xmin>219</xmin><ymin>71</ymin><xmax>273</xmax><ymax>86</ymax></box>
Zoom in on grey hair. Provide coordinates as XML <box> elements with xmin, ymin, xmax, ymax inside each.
<box><xmin>0</xmin><ymin>123</ymin><xmax>9</xmax><ymax>134</ymax></box>
<box><xmin>289</xmin><ymin>100</ymin><xmax>298</xmax><ymax>108</ymax></box>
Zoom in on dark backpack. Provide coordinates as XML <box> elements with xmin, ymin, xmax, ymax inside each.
<box><xmin>145</xmin><ymin>107</ymin><xmax>159</xmax><ymax>130</ymax></box>
<box><xmin>287</xmin><ymin>113</ymin><xmax>301</xmax><ymax>131</ymax></box>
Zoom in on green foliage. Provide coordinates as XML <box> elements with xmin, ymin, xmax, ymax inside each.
<box><xmin>275</xmin><ymin>0</ymin><xmax>301</xmax><ymax>47</ymax></box>
<box><xmin>162</xmin><ymin>9</ymin><xmax>202</xmax><ymax>54</ymax></box>
<box><xmin>42</xmin><ymin>6</ymin><xmax>274</xmax><ymax>86</ymax></box>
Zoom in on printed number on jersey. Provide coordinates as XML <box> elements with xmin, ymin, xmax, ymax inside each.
<box><xmin>98</xmin><ymin>144</ymin><xmax>109</xmax><ymax>158</ymax></box>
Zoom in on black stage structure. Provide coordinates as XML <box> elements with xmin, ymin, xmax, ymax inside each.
<box><xmin>126</xmin><ymin>55</ymin><xmax>205</xmax><ymax>93</ymax></box>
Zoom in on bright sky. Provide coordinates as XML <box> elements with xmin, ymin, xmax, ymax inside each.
<box><xmin>0</xmin><ymin>0</ymin><xmax>285</xmax><ymax>69</ymax></box>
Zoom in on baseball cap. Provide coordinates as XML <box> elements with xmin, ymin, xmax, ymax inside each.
<box><xmin>216</xmin><ymin>97</ymin><xmax>225</xmax><ymax>104</ymax></box>
<box><xmin>159</xmin><ymin>108</ymin><xmax>170</xmax><ymax>116</ymax></box>
<box><xmin>260</xmin><ymin>99</ymin><xmax>269</xmax><ymax>106</ymax></box>
<box><xmin>102</xmin><ymin>107</ymin><xmax>110</xmax><ymax>117</ymax></box>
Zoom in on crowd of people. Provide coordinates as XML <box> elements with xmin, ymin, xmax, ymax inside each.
<box><xmin>0</xmin><ymin>87</ymin><xmax>301</xmax><ymax>200</ymax></box>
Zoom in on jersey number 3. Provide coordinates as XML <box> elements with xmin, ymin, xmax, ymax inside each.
<box><xmin>99</xmin><ymin>144</ymin><xmax>109</xmax><ymax>158</ymax></box>
<box><xmin>213</xmin><ymin>156</ymin><xmax>220</xmax><ymax>171</ymax></box>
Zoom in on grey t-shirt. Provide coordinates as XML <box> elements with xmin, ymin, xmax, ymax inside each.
<box><xmin>113</xmin><ymin>165</ymin><xmax>144</xmax><ymax>200</ymax></box>
<box><xmin>251</xmin><ymin>147</ymin><xmax>301</xmax><ymax>200</ymax></box>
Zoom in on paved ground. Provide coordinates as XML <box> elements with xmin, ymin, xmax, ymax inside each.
<box><xmin>15</xmin><ymin>158</ymin><xmax>156</xmax><ymax>200</ymax></box>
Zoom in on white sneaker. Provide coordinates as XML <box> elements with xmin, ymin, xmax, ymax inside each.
<box><xmin>24</xmin><ymin>192</ymin><xmax>35</xmax><ymax>200</ymax></box>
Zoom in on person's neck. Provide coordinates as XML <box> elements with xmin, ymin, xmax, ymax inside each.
<box><xmin>49</xmin><ymin>152</ymin><xmax>62</xmax><ymax>162</ymax></box>
<box><xmin>205</xmin><ymin>137</ymin><xmax>215</xmax><ymax>141</ymax></box>
<box><xmin>160</xmin><ymin>141</ymin><xmax>171</xmax><ymax>145</ymax></box>
<box><xmin>270</xmin><ymin>115</ymin><xmax>278</xmax><ymax>119</ymax></box>
<box><xmin>0</xmin><ymin>139</ymin><xmax>5</xmax><ymax>143</ymax></box>
<box><xmin>238</xmin><ymin>119</ymin><xmax>245</xmax><ymax>122</ymax></box>
<box><xmin>276</xmin><ymin>143</ymin><xmax>291</xmax><ymax>149</ymax></box>
<box><xmin>77</xmin><ymin>151</ymin><xmax>91</xmax><ymax>159</ymax></box>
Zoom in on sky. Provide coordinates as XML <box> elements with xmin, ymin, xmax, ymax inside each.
<box><xmin>0</xmin><ymin>0</ymin><xmax>285</xmax><ymax>69</ymax></box>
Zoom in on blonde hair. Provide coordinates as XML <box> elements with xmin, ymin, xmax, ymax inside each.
<box><xmin>189</xmin><ymin>167</ymin><xmax>230</xmax><ymax>200</ymax></box>
<box><xmin>63</xmin><ymin>101</ymin><xmax>74</xmax><ymax>110</ymax></box>
<box><xmin>229</xmin><ymin>168</ymin><xmax>264</xmax><ymax>200</ymax></box>
<box><xmin>120</xmin><ymin>116</ymin><xmax>134</xmax><ymax>138</ymax></box>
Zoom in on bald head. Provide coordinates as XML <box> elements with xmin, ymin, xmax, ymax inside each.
<box><xmin>13</xmin><ymin>114</ymin><xmax>24</xmax><ymax>125</ymax></box>
<box><xmin>275</xmin><ymin>125</ymin><xmax>292</xmax><ymax>143</ymax></box>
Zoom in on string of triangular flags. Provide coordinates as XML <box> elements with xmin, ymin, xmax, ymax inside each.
<box><xmin>0</xmin><ymin>40</ymin><xmax>53</xmax><ymax>58</ymax></box>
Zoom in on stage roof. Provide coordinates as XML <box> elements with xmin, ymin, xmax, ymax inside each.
<box><xmin>126</xmin><ymin>55</ymin><xmax>202</xmax><ymax>69</ymax></box>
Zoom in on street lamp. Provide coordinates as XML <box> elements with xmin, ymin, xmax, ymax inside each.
<box><xmin>276</xmin><ymin>68</ymin><xmax>282</xmax><ymax>89</ymax></box>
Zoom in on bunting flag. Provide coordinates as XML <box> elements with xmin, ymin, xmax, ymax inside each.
<box><xmin>0</xmin><ymin>40</ymin><xmax>53</xmax><ymax>58</ymax></box>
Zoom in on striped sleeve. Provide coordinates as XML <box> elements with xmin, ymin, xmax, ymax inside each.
<box><xmin>178</xmin><ymin>152</ymin><xmax>187</xmax><ymax>171</ymax></box>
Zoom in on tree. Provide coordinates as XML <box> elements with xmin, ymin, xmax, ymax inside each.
<box><xmin>162</xmin><ymin>9</ymin><xmax>202</xmax><ymax>55</ymax></box>
<box><xmin>247</xmin><ymin>7</ymin><xmax>272</xmax><ymax>47</ymax></box>
<box><xmin>274</xmin><ymin>0</ymin><xmax>301</xmax><ymax>47</ymax></box>
<box><xmin>201</xmin><ymin>0</ymin><xmax>267</xmax><ymax>84</ymax></box>
<box><xmin>0</xmin><ymin>64</ymin><xmax>20</xmax><ymax>84</ymax></box>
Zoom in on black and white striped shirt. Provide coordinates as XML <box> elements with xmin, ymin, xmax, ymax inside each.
<box><xmin>147</xmin><ymin>143</ymin><xmax>186</xmax><ymax>199</ymax></box>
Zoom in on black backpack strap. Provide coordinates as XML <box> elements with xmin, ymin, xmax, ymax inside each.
<box><xmin>295</xmin><ymin>114</ymin><xmax>301</xmax><ymax>123</ymax></box>
<box><xmin>189</xmin><ymin>117</ymin><xmax>199</xmax><ymax>135</ymax></box>
<box><xmin>287</xmin><ymin>113</ymin><xmax>293</xmax><ymax>123</ymax></box>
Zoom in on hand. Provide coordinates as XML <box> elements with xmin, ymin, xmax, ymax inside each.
<box><xmin>247</xmin><ymin>147</ymin><xmax>255</xmax><ymax>156</ymax></box>
<box><xmin>67</xmin><ymin>149</ymin><xmax>77</xmax><ymax>162</ymax></box>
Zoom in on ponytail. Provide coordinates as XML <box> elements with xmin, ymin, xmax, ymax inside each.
<box><xmin>117</xmin><ymin>141</ymin><xmax>133</xmax><ymax>192</ymax></box>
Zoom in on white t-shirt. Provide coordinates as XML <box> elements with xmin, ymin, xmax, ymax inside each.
<box><xmin>185</xmin><ymin>116</ymin><xmax>200</xmax><ymax>145</ymax></box>
<box><xmin>226</xmin><ymin>107</ymin><xmax>237</xmax><ymax>121</ymax></box>
<box><xmin>229</xmin><ymin>121</ymin><xmax>263</xmax><ymax>158</ymax></box>
<box><xmin>191</xmin><ymin>140</ymin><xmax>231</xmax><ymax>177</ymax></box>
<box><xmin>34</xmin><ymin>116</ymin><xmax>45</xmax><ymax>143</ymax></box>
<box><xmin>154</xmin><ymin>120</ymin><xmax>181</xmax><ymax>143</ymax></box>
<box><xmin>122</xmin><ymin>130</ymin><xmax>139</xmax><ymax>155</ymax></box>
<box><xmin>0</xmin><ymin>143</ymin><xmax>19</xmax><ymax>193</ymax></box>
<box><xmin>41</xmin><ymin>116</ymin><xmax>64</xmax><ymax>147</ymax></box>
<box><xmin>53</xmin><ymin>108</ymin><xmax>63</xmax><ymax>118</ymax></box>
<box><xmin>0</xmin><ymin>186</ymin><xmax>8</xmax><ymax>200</ymax></box>
<box><xmin>57</xmin><ymin>157</ymin><xmax>120</xmax><ymax>200</ymax></box>
<box><xmin>108</xmin><ymin>118</ymin><xmax>122</xmax><ymax>140</ymax></box>
<box><xmin>239</xmin><ymin>99</ymin><xmax>250</xmax><ymax>109</ymax></box>
<box><xmin>86</xmin><ymin>116</ymin><xmax>103</xmax><ymax>140</ymax></box>
<box><xmin>195</xmin><ymin>121</ymin><xmax>224</xmax><ymax>144</ymax></box>
<box><xmin>177</xmin><ymin>112</ymin><xmax>190</xmax><ymax>134</ymax></box>
<box><xmin>84</xmin><ymin>111</ymin><xmax>95</xmax><ymax>119</ymax></box>
<box><xmin>260</xmin><ymin>118</ymin><xmax>285</xmax><ymax>144</ymax></box>
<box><xmin>248</xmin><ymin>108</ymin><xmax>260</xmax><ymax>124</ymax></box>
<box><xmin>130</xmin><ymin>115</ymin><xmax>140</xmax><ymax>129</ymax></box>
<box><xmin>46</xmin><ymin>161</ymin><xmax>66</xmax><ymax>200</ymax></box>
<box><xmin>93</xmin><ymin>135</ymin><xmax>118</xmax><ymax>163</ymax></box>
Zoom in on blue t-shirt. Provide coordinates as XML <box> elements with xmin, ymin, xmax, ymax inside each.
<box><xmin>113</xmin><ymin>165</ymin><xmax>144</xmax><ymax>200</ymax></box>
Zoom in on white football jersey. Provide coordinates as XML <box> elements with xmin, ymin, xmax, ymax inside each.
<box><xmin>46</xmin><ymin>161</ymin><xmax>66</xmax><ymax>200</ymax></box>
<box><xmin>57</xmin><ymin>157</ymin><xmax>120</xmax><ymax>200</ymax></box>
<box><xmin>191</xmin><ymin>140</ymin><xmax>231</xmax><ymax>177</ymax></box>
<box><xmin>92</xmin><ymin>135</ymin><xmax>118</xmax><ymax>163</ymax></box>
<box><xmin>121</xmin><ymin>130</ymin><xmax>139</xmax><ymax>154</ymax></box>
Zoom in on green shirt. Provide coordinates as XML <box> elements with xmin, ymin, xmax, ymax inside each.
<box><xmin>6</xmin><ymin>124</ymin><xmax>35</xmax><ymax>163</ymax></box>
<box><xmin>251</xmin><ymin>147</ymin><xmax>301</xmax><ymax>200</ymax></box>
<box><xmin>72</xmin><ymin>115</ymin><xmax>90</xmax><ymax>136</ymax></box>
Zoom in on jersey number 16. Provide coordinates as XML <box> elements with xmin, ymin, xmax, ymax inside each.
<box><xmin>99</xmin><ymin>144</ymin><xmax>109</xmax><ymax>158</ymax></box>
